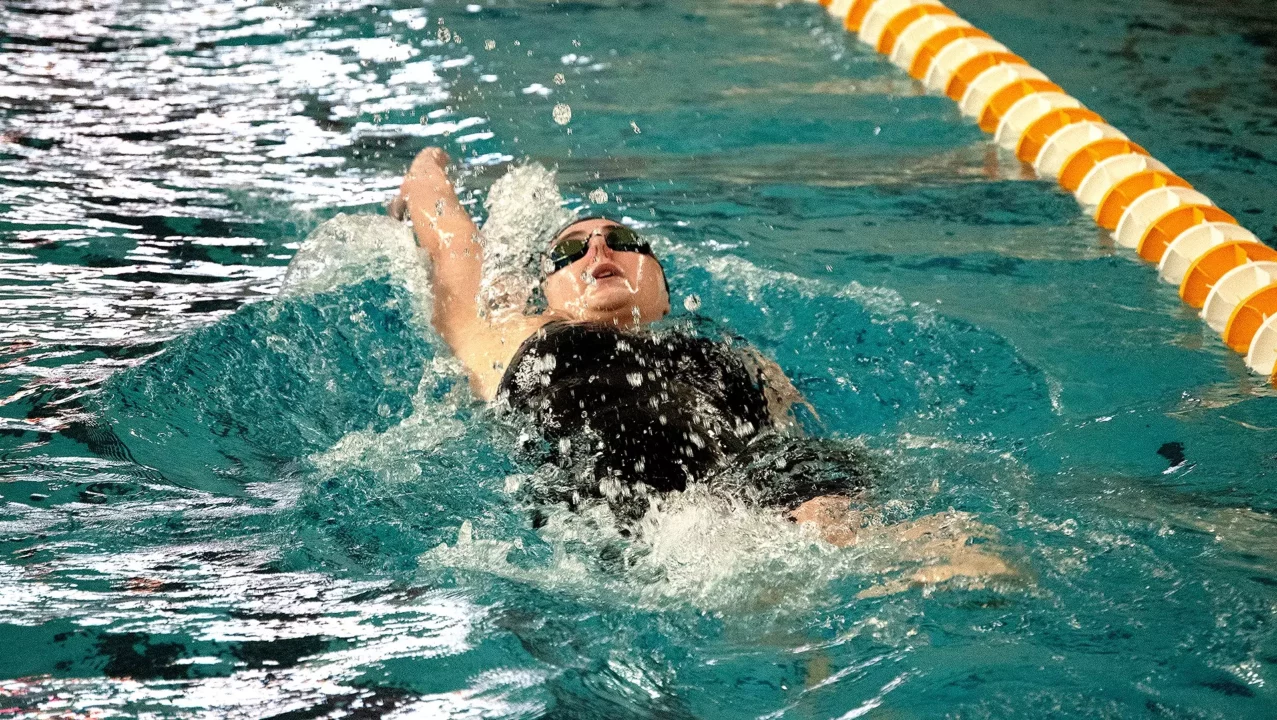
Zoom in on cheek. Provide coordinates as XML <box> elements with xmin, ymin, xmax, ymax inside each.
<box><xmin>543</xmin><ymin>271</ymin><xmax>580</xmax><ymax>306</ymax></box>
<box><xmin>634</xmin><ymin>257</ymin><xmax>665</xmax><ymax>296</ymax></box>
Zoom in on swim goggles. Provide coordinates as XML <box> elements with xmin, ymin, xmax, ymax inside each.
<box><xmin>547</xmin><ymin>222</ymin><xmax>654</xmax><ymax>272</ymax></box>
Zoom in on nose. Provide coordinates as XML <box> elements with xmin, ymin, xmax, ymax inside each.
<box><xmin>584</xmin><ymin>231</ymin><xmax>613</xmax><ymax>261</ymax></box>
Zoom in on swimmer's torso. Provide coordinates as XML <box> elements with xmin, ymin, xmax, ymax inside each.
<box><xmin>497</xmin><ymin>321</ymin><xmax>772</xmax><ymax>496</ymax></box>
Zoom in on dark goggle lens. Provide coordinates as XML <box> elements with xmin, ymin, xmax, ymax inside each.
<box><xmin>548</xmin><ymin>238</ymin><xmax>589</xmax><ymax>269</ymax></box>
<box><xmin>603</xmin><ymin>226</ymin><xmax>648</xmax><ymax>253</ymax></box>
<box><xmin>548</xmin><ymin>226</ymin><xmax>651</xmax><ymax>271</ymax></box>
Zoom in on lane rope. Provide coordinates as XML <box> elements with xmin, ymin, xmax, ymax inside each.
<box><xmin>809</xmin><ymin>0</ymin><xmax>1277</xmax><ymax>380</ymax></box>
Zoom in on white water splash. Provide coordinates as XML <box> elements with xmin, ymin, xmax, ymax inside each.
<box><xmin>420</xmin><ymin>479</ymin><xmax>1017</xmax><ymax>623</ymax></box>
<box><xmin>280</xmin><ymin>213</ymin><xmax>434</xmax><ymax>330</ymax></box>
<box><xmin>476</xmin><ymin>163</ymin><xmax>575</xmax><ymax>314</ymax></box>
<box><xmin>309</xmin><ymin>356</ymin><xmax>469</xmax><ymax>482</ymax></box>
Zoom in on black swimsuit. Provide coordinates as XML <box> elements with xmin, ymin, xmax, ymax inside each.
<box><xmin>497</xmin><ymin>322</ymin><xmax>870</xmax><ymax>520</ymax></box>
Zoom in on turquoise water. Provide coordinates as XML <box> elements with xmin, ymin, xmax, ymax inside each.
<box><xmin>3</xmin><ymin>0</ymin><xmax>1277</xmax><ymax>716</ymax></box>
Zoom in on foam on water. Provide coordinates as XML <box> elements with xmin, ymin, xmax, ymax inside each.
<box><xmin>308</xmin><ymin>357</ymin><xmax>468</xmax><ymax>482</ymax></box>
<box><xmin>268</xmin><ymin>200</ymin><xmax>1044</xmax><ymax>616</ymax></box>
<box><xmin>475</xmin><ymin>163</ymin><xmax>576</xmax><ymax>315</ymax></box>
<box><xmin>281</xmin><ymin>213</ymin><xmax>434</xmax><ymax>329</ymax></box>
<box><xmin>418</xmin><ymin>426</ymin><xmax>1029</xmax><ymax>627</ymax></box>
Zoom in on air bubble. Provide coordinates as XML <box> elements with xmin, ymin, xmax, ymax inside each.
<box><xmin>484</xmin><ymin>39</ymin><xmax>495</xmax><ymax>50</ymax></box>
<box><xmin>630</xmin><ymin>121</ymin><xmax>641</xmax><ymax>134</ymax></box>
<box><xmin>588</xmin><ymin>188</ymin><xmax>608</xmax><ymax>203</ymax></box>
<box><xmin>552</xmin><ymin>103</ymin><xmax>572</xmax><ymax>125</ymax></box>
<box><xmin>683</xmin><ymin>294</ymin><xmax>701</xmax><ymax>312</ymax></box>
<box><xmin>437</xmin><ymin>27</ymin><xmax>451</xmax><ymax>43</ymax></box>
<box><xmin>553</xmin><ymin>72</ymin><xmax>565</xmax><ymax>85</ymax></box>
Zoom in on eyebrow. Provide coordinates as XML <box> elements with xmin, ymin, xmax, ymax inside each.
<box><xmin>556</xmin><ymin>224</ymin><xmax>615</xmax><ymax>243</ymax></box>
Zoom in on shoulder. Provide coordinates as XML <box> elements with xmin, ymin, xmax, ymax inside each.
<box><xmin>456</xmin><ymin>313</ymin><xmax>555</xmax><ymax>402</ymax></box>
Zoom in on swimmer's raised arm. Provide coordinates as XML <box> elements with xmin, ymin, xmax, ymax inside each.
<box><xmin>393</xmin><ymin>147</ymin><xmax>483</xmax><ymax>336</ymax></box>
<box><xmin>392</xmin><ymin>148</ymin><xmax>543</xmax><ymax>399</ymax></box>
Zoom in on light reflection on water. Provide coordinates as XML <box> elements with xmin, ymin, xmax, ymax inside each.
<box><xmin>3</xmin><ymin>0</ymin><xmax>1277</xmax><ymax>716</ymax></box>
<box><xmin>0</xmin><ymin>0</ymin><xmax>472</xmax><ymax>366</ymax></box>
<box><xmin>0</xmin><ymin>544</ymin><xmax>509</xmax><ymax>718</ymax></box>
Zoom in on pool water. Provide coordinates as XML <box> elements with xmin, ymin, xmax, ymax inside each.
<box><xmin>3</xmin><ymin>0</ymin><xmax>1277</xmax><ymax>717</ymax></box>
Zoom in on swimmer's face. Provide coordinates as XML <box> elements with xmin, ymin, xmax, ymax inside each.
<box><xmin>543</xmin><ymin>218</ymin><xmax>670</xmax><ymax>326</ymax></box>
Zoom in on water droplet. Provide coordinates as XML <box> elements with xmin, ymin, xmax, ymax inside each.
<box><xmin>873</xmin><ymin>125</ymin><xmax>881</xmax><ymax>136</ymax></box>
<box><xmin>683</xmin><ymin>294</ymin><xmax>701</xmax><ymax>312</ymax></box>
<box><xmin>437</xmin><ymin>27</ymin><xmax>451</xmax><ymax>43</ymax></box>
<box><xmin>553</xmin><ymin>72</ymin><xmax>565</xmax><ymax>85</ymax></box>
<box><xmin>627</xmin><ymin>372</ymin><xmax>643</xmax><ymax>387</ymax></box>
<box><xmin>552</xmin><ymin>103</ymin><xmax>572</xmax><ymax>125</ymax></box>
<box><xmin>630</xmin><ymin>121</ymin><xmax>641</xmax><ymax>134</ymax></box>
<box><xmin>484</xmin><ymin>39</ymin><xmax>496</xmax><ymax>50</ymax></box>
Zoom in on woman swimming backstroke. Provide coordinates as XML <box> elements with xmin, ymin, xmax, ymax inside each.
<box><xmin>390</xmin><ymin>147</ymin><xmax>670</xmax><ymax>400</ymax></box>
<box><xmin>391</xmin><ymin>147</ymin><xmax>875</xmax><ymax>536</ymax></box>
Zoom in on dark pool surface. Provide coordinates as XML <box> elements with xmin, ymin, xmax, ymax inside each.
<box><xmin>3</xmin><ymin>0</ymin><xmax>1277</xmax><ymax>717</ymax></box>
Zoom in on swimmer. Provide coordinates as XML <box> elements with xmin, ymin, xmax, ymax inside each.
<box><xmin>390</xmin><ymin>148</ymin><xmax>867</xmax><ymax>533</ymax></box>
<box><xmin>390</xmin><ymin>146</ymin><xmax>1016</xmax><ymax>593</ymax></box>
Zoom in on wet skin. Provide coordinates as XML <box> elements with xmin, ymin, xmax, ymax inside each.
<box><xmin>542</xmin><ymin>218</ymin><xmax>670</xmax><ymax>326</ymax></box>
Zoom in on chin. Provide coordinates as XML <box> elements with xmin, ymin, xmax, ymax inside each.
<box><xmin>581</xmin><ymin>287</ymin><xmax>633</xmax><ymax>313</ymax></box>
<box><xmin>578</xmin><ymin>303</ymin><xmax>639</xmax><ymax>325</ymax></box>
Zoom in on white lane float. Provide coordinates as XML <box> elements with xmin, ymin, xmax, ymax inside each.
<box><xmin>810</xmin><ymin>0</ymin><xmax>1277</xmax><ymax>381</ymax></box>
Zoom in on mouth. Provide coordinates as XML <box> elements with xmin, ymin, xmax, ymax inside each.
<box><xmin>589</xmin><ymin>262</ymin><xmax>624</xmax><ymax>282</ymax></box>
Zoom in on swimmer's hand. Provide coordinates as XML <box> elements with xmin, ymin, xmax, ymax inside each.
<box><xmin>789</xmin><ymin>499</ymin><xmax>1022</xmax><ymax>596</ymax></box>
<box><xmin>790</xmin><ymin>495</ymin><xmax>861</xmax><ymax>546</ymax></box>
<box><xmin>389</xmin><ymin>147</ymin><xmax>452</xmax><ymax>220</ymax></box>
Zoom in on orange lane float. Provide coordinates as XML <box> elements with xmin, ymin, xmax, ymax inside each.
<box><xmin>1225</xmin><ymin>285</ymin><xmax>1277</xmax><ymax>353</ymax></box>
<box><xmin>1015</xmin><ymin>108</ymin><xmax>1104</xmax><ymax>165</ymax></box>
<box><xmin>944</xmin><ymin>51</ymin><xmax>1027</xmax><ymax>101</ymax></box>
<box><xmin>1094</xmin><ymin>171</ymin><xmax>1192</xmax><ymax>230</ymax></box>
<box><xmin>812</xmin><ymin>0</ymin><xmax>1277</xmax><ymax>379</ymax></box>
<box><xmin>1204</xmin><ymin>262</ymin><xmax>1277</xmax><ymax>334</ymax></box>
<box><xmin>1057</xmin><ymin>139</ymin><xmax>1149</xmax><ymax>193</ymax></box>
<box><xmin>906</xmin><ymin>26</ymin><xmax>989</xmax><ymax>79</ymax></box>
<box><xmin>1136</xmin><ymin>205</ymin><xmax>1237</xmax><ymax>264</ymax></box>
<box><xmin>876</xmin><ymin>5</ymin><xmax>956</xmax><ymax>54</ymax></box>
<box><xmin>1180</xmin><ymin>242</ymin><xmax>1277</xmax><ymax>309</ymax></box>
<box><xmin>994</xmin><ymin>93</ymin><xmax>1082</xmax><ymax>153</ymax></box>
<box><xmin>890</xmin><ymin>15</ymin><xmax>972</xmax><ymax>70</ymax></box>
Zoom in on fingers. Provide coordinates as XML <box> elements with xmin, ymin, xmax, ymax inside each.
<box><xmin>411</xmin><ymin>146</ymin><xmax>451</xmax><ymax>171</ymax></box>
<box><xmin>388</xmin><ymin>194</ymin><xmax>408</xmax><ymax>221</ymax></box>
